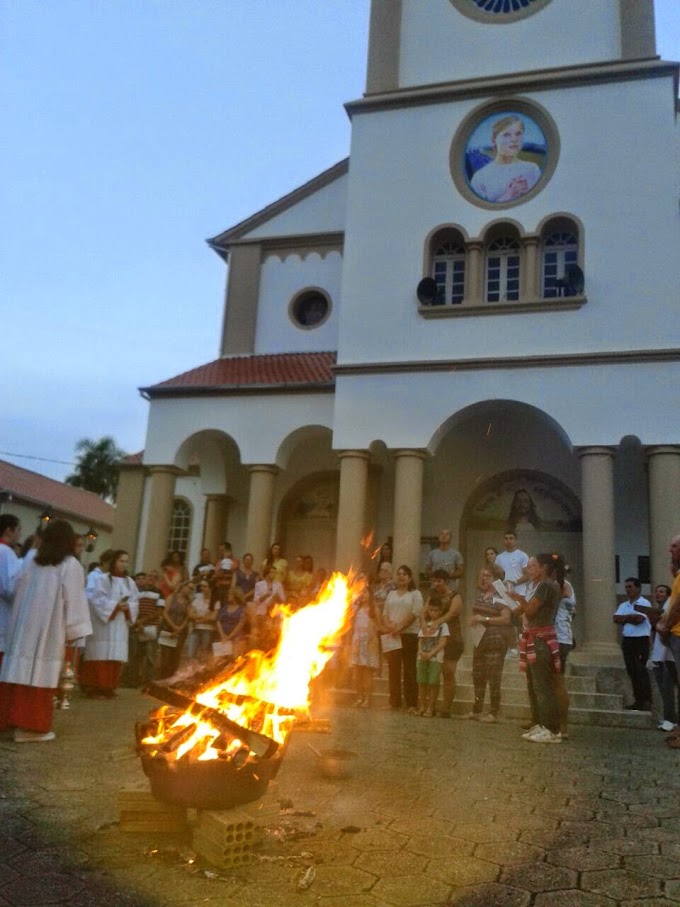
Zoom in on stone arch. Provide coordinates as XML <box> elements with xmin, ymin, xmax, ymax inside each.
<box><xmin>427</xmin><ymin>399</ymin><xmax>573</xmax><ymax>456</ymax></box>
<box><xmin>275</xmin><ymin>425</ymin><xmax>333</xmax><ymax>470</ymax></box>
<box><xmin>173</xmin><ymin>429</ymin><xmax>244</xmax><ymax>496</ymax></box>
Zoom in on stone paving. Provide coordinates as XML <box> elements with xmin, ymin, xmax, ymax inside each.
<box><xmin>0</xmin><ymin>689</ymin><xmax>679</xmax><ymax>905</ymax></box>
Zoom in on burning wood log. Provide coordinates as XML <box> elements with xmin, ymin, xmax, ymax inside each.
<box><xmin>144</xmin><ymin>682</ymin><xmax>279</xmax><ymax>760</ymax></box>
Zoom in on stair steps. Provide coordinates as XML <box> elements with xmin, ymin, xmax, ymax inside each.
<box><xmin>332</xmin><ymin>655</ymin><xmax>655</xmax><ymax>729</ymax></box>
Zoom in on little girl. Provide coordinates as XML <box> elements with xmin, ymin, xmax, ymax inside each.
<box><xmin>349</xmin><ymin>587</ymin><xmax>380</xmax><ymax>708</ymax></box>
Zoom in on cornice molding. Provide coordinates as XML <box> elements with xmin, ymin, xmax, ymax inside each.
<box><xmin>333</xmin><ymin>348</ymin><xmax>680</xmax><ymax>377</ymax></box>
<box><xmin>207</xmin><ymin>160</ymin><xmax>349</xmax><ymax>258</ymax></box>
<box><xmin>419</xmin><ymin>296</ymin><xmax>587</xmax><ymax>318</ymax></box>
<box><xmin>143</xmin><ymin>383</ymin><xmax>335</xmax><ymax>400</ymax></box>
<box><xmin>346</xmin><ymin>59</ymin><xmax>678</xmax><ymax>117</ymax></box>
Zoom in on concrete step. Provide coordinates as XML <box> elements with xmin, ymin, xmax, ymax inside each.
<box><xmin>364</xmin><ymin>669</ymin><xmax>597</xmax><ymax>694</ymax></box>
<box><xmin>334</xmin><ymin>687</ymin><xmax>653</xmax><ymax>729</ymax></box>
<box><xmin>454</xmin><ymin>668</ymin><xmax>596</xmax><ymax>693</ymax></box>
<box><xmin>452</xmin><ymin>682</ymin><xmax>623</xmax><ymax>711</ymax></box>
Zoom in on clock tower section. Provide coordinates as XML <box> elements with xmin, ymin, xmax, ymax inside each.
<box><xmin>365</xmin><ymin>0</ymin><xmax>656</xmax><ymax>94</ymax></box>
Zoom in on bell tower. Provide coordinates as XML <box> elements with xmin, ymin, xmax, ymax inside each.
<box><xmin>365</xmin><ymin>0</ymin><xmax>657</xmax><ymax>94</ymax></box>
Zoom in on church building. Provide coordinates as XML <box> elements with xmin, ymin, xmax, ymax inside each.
<box><xmin>114</xmin><ymin>0</ymin><xmax>680</xmax><ymax>663</ymax></box>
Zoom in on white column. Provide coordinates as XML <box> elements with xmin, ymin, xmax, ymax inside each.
<box><xmin>139</xmin><ymin>466</ymin><xmax>180</xmax><ymax>572</ymax></box>
<box><xmin>335</xmin><ymin>450</ymin><xmax>370</xmax><ymax>574</ymax></box>
<box><xmin>203</xmin><ymin>494</ymin><xmax>230</xmax><ymax>560</ymax></box>
<box><xmin>647</xmin><ymin>446</ymin><xmax>680</xmax><ymax>586</ymax></box>
<box><xmin>392</xmin><ymin>449</ymin><xmax>427</xmax><ymax>577</ymax></box>
<box><xmin>244</xmin><ymin>465</ymin><xmax>278</xmax><ymax>568</ymax></box>
<box><xmin>577</xmin><ymin>447</ymin><xmax>620</xmax><ymax>661</ymax></box>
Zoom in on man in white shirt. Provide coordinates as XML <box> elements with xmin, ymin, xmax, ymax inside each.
<box><xmin>0</xmin><ymin>514</ymin><xmax>22</xmax><ymax>662</ymax></box>
<box><xmin>494</xmin><ymin>531</ymin><xmax>529</xmax><ymax>596</ymax></box>
<box><xmin>613</xmin><ymin>576</ymin><xmax>653</xmax><ymax>711</ymax></box>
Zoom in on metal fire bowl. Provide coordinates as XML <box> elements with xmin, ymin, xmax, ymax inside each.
<box><xmin>136</xmin><ymin>716</ymin><xmax>290</xmax><ymax>811</ymax></box>
<box><xmin>140</xmin><ymin>749</ymin><xmax>286</xmax><ymax>810</ymax></box>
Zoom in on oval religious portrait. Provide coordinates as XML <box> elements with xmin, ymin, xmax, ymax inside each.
<box><xmin>451</xmin><ymin>99</ymin><xmax>559</xmax><ymax>209</ymax></box>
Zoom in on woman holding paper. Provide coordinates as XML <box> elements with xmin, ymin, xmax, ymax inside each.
<box><xmin>467</xmin><ymin>567</ymin><xmax>512</xmax><ymax>722</ymax></box>
<box><xmin>381</xmin><ymin>565</ymin><xmax>423</xmax><ymax>713</ymax></box>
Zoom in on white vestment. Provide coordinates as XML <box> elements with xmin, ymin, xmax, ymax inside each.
<box><xmin>0</xmin><ymin>556</ymin><xmax>92</xmax><ymax>688</ymax></box>
<box><xmin>0</xmin><ymin>543</ymin><xmax>23</xmax><ymax>653</ymax></box>
<box><xmin>84</xmin><ymin>573</ymin><xmax>139</xmax><ymax>662</ymax></box>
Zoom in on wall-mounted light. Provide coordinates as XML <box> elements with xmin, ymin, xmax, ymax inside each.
<box><xmin>39</xmin><ymin>507</ymin><xmax>53</xmax><ymax>527</ymax></box>
<box><xmin>85</xmin><ymin>528</ymin><xmax>98</xmax><ymax>553</ymax></box>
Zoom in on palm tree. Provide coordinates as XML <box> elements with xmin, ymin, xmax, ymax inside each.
<box><xmin>65</xmin><ymin>436</ymin><xmax>127</xmax><ymax>502</ymax></box>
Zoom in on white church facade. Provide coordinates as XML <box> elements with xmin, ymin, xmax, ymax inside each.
<box><xmin>113</xmin><ymin>0</ymin><xmax>680</xmax><ymax>663</ymax></box>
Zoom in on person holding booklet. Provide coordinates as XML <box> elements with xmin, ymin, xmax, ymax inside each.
<box><xmin>466</xmin><ymin>567</ymin><xmax>512</xmax><ymax>722</ymax></box>
<box><xmin>380</xmin><ymin>565</ymin><xmax>423</xmax><ymax>713</ymax></box>
<box><xmin>81</xmin><ymin>550</ymin><xmax>138</xmax><ymax>698</ymax></box>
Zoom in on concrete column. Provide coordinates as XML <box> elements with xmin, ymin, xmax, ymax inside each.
<box><xmin>523</xmin><ymin>234</ymin><xmax>540</xmax><ymax>300</ymax></box>
<box><xmin>139</xmin><ymin>466</ymin><xmax>181</xmax><ymax>573</ymax></box>
<box><xmin>577</xmin><ymin>447</ymin><xmax>620</xmax><ymax>661</ymax></box>
<box><xmin>244</xmin><ymin>465</ymin><xmax>278</xmax><ymax>568</ymax></box>
<box><xmin>202</xmin><ymin>494</ymin><xmax>230</xmax><ymax>560</ymax></box>
<box><xmin>465</xmin><ymin>241</ymin><xmax>484</xmax><ymax>304</ymax></box>
<box><xmin>335</xmin><ymin>450</ymin><xmax>370</xmax><ymax>573</ymax></box>
<box><xmin>392</xmin><ymin>449</ymin><xmax>427</xmax><ymax>578</ymax></box>
<box><xmin>647</xmin><ymin>446</ymin><xmax>680</xmax><ymax>586</ymax></box>
<box><xmin>111</xmin><ymin>464</ymin><xmax>146</xmax><ymax>563</ymax></box>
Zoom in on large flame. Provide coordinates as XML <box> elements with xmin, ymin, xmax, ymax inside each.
<box><xmin>142</xmin><ymin>572</ymin><xmax>361</xmax><ymax>762</ymax></box>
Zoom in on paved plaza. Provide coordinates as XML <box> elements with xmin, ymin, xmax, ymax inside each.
<box><xmin>0</xmin><ymin>689</ymin><xmax>679</xmax><ymax>906</ymax></box>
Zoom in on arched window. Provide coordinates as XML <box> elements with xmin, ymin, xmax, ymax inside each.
<box><xmin>486</xmin><ymin>235</ymin><xmax>520</xmax><ymax>302</ymax></box>
<box><xmin>542</xmin><ymin>226</ymin><xmax>579</xmax><ymax>298</ymax></box>
<box><xmin>431</xmin><ymin>230</ymin><xmax>466</xmax><ymax>305</ymax></box>
<box><xmin>167</xmin><ymin>499</ymin><xmax>191</xmax><ymax>556</ymax></box>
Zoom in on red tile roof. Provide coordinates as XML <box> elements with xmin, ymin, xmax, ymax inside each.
<box><xmin>0</xmin><ymin>460</ymin><xmax>114</xmax><ymax>528</ymax></box>
<box><xmin>142</xmin><ymin>352</ymin><xmax>337</xmax><ymax>397</ymax></box>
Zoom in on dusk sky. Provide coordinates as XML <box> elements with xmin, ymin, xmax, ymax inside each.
<box><xmin>3</xmin><ymin>1</ymin><xmax>678</xmax><ymax>483</ymax></box>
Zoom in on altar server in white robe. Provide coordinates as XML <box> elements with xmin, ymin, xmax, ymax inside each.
<box><xmin>80</xmin><ymin>549</ymin><xmax>138</xmax><ymax>698</ymax></box>
<box><xmin>0</xmin><ymin>519</ymin><xmax>92</xmax><ymax>742</ymax></box>
<box><xmin>0</xmin><ymin>514</ymin><xmax>23</xmax><ymax>665</ymax></box>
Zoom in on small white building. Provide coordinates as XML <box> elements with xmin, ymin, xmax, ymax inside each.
<box><xmin>116</xmin><ymin>0</ymin><xmax>680</xmax><ymax>663</ymax></box>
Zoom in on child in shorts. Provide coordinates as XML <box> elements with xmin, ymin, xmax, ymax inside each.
<box><xmin>417</xmin><ymin>596</ymin><xmax>450</xmax><ymax>716</ymax></box>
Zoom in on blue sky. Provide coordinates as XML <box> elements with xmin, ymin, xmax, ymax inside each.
<box><xmin>2</xmin><ymin>1</ymin><xmax>678</xmax><ymax>483</ymax></box>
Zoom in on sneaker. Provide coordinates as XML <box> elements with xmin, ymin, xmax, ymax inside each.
<box><xmin>521</xmin><ymin>724</ymin><xmax>543</xmax><ymax>740</ymax></box>
<box><xmin>480</xmin><ymin>713</ymin><xmax>497</xmax><ymax>723</ymax></box>
<box><xmin>527</xmin><ymin>727</ymin><xmax>562</xmax><ymax>744</ymax></box>
<box><xmin>14</xmin><ymin>729</ymin><xmax>55</xmax><ymax>743</ymax></box>
<box><xmin>658</xmin><ymin>720</ymin><xmax>677</xmax><ymax>732</ymax></box>
<box><xmin>506</xmin><ymin>648</ymin><xmax>519</xmax><ymax>658</ymax></box>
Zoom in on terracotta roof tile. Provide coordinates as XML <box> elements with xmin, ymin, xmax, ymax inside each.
<box><xmin>0</xmin><ymin>459</ymin><xmax>114</xmax><ymax>528</ymax></box>
<box><xmin>143</xmin><ymin>351</ymin><xmax>336</xmax><ymax>396</ymax></box>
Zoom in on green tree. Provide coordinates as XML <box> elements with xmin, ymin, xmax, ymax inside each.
<box><xmin>65</xmin><ymin>436</ymin><xmax>127</xmax><ymax>502</ymax></box>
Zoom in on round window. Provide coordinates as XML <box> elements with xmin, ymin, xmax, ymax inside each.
<box><xmin>289</xmin><ymin>289</ymin><xmax>331</xmax><ymax>330</ymax></box>
<box><xmin>450</xmin><ymin>0</ymin><xmax>552</xmax><ymax>23</ymax></box>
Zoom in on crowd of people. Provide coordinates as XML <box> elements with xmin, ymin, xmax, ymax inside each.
<box><xmin>346</xmin><ymin>528</ymin><xmax>680</xmax><ymax>747</ymax></box>
<box><xmin>1</xmin><ymin>508</ymin><xmax>679</xmax><ymax>748</ymax></box>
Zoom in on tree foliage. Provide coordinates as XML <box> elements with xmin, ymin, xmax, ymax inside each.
<box><xmin>65</xmin><ymin>436</ymin><xmax>127</xmax><ymax>502</ymax></box>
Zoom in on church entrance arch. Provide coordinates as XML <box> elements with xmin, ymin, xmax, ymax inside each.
<box><xmin>277</xmin><ymin>471</ymin><xmax>339</xmax><ymax>575</ymax></box>
<box><xmin>460</xmin><ymin>469</ymin><xmax>583</xmax><ymax>637</ymax></box>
